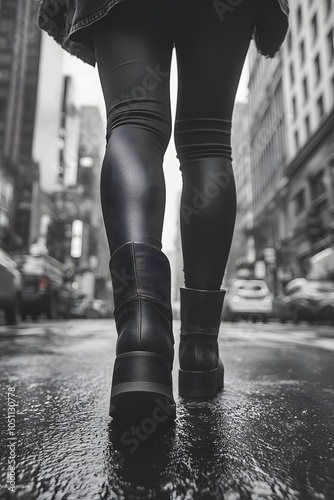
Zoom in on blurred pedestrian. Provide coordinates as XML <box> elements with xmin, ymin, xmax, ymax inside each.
<box><xmin>38</xmin><ymin>0</ymin><xmax>289</xmax><ymax>421</ymax></box>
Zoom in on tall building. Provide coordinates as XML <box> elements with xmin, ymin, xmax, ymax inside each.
<box><xmin>46</xmin><ymin>75</ymin><xmax>83</xmax><ymax>264</ymax></box>
<box><xmin>14</xmin><ymin>0</ymin><xmax>43</xmax><ymax>251</ymax></box>
<box><xmin>248</xmin><ymin>43</ymin><xmax>288</xmax><ymax>239</ymax></box>
<box><xmin>19</xmin><ymin>2</ymin><xmax>42</xmax><ymax>163</ymax></box>
<box><xmin>32</xmin><ymin>32</ymin><xmax>64</xmax><ymax>193</ymax></box>
<box><xmin>283</xmin><ymin>0</ymin><xmax>334</xmax><ymax>159</ymax></box>
<box><xmin>225</xmin><ymin>101</ymin><xmax>254</xmax><ymax>280</ymax></box>
<box><xmin>280</xmin><ymin>0</ymin><xmax>334</xmax><ymax>277</ymax></box>
<box><xmin>0</xmin><ymin>0</ymin><xmax>31</xmax><ymax>161</ymax></box>
<box><xmin>247</xmin><ymin>39</ymin><xmax>288</xmax><ymax>291</ymax></box>
<box><xmin>44</xmin><ymin>103</ymin><xmax>108</xmax><ymax>295</ymax></box>
<box><xmin>0</xmin><ymin>1</ymin><xmax>65</xmax><ymax>251</ymax></box>
<box><xmin>77</xmin><ymin>105</ymin><xmax>109</xmax><ymax>287</ymax></box>
<box><xmin>77</xmin><ymin>105</ymin><xmax>105</xmax><ymax>205</ymax></box>
<box><xmin>0</xmin><ymin>0</ymin><xmax>36</xmax><ymax>248</ymax></box>
<box><xmin>248</xmin><ymin>0</ymin><xmax>334</xmax><ymax>285</ymax></box>
<box><xmin>23</xmin><ymin>33</ymin><xmax>65</xmax><ymax>251</ymax></box>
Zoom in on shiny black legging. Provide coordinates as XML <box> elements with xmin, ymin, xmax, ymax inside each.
<box><xmin>92</xmin><ymin>0</ymin><xmax>259</xmax><ymax>290</ymax></box>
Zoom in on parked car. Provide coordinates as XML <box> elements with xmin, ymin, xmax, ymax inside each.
<box><xmin>276</xmin><ymin>278</ymin><xmax>334</xmax><ymax>324</ymax></box>
<box><xmin>11</xmin><ymin>250</ymin><xmax>73</xmax><ymax>320</ymax></box>
<box><xmin>222</xmin><ymin>279</ymin><xmax>273</xmax><ymax>322</ymax></box>
<box><xmin>0</xmin><ymin>247</ymin><xmax>22</xmax><ymax>325</ymax></box>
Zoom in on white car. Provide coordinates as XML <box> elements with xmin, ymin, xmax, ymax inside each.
<box><xmin>0</xmin><ymin>247</ymin><xmax>22</xmax><ymax>324</ymax></box>
<box><xmin>222</xmin><ymin>279</ymin><xmax>273</xmax><ymax>322</ymax></box>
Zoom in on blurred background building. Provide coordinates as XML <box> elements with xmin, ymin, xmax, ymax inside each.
<box><xmin>0</xmin><ymin>0</ymin><xmax>110</xmax><ymax>301</ymax></box>
<box><xmin>0</xmin><ymin>0</ymin><xmax>41</xmax><ymax>249</ymax></box>
<box><xmin>280</xmin><ymin>0</ymin><xmax>334</xmax><ymax>281</ymax></box>
<box><xmin>243</xmin><ymin>0</ymin><xmax>334</xmax><ymax>292</ymax></box>
<box><xmin>225</xmin><ymin>101</ymin><xmax>255</xmax><ymax>281</ymax></box>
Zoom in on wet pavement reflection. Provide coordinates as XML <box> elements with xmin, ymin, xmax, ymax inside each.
<box><xmin>0</xmin><ymin>319</ymin><xmax>333</xmax><ymax>499</ymax></box>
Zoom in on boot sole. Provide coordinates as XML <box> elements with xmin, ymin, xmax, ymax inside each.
<box><xmin>109</xmin><ymin>351</ymin><xmax>176</xmax><ymax>422</ymax></box>
<box><xmin>179</xmin><ymin>364</ymin><xmax>224</xmax><ymax>398</ymax></box>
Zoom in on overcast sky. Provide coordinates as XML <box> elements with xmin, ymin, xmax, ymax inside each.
<box><xmin>63</xmin><ymin>51</ymin><xmax>249</xmax><ymax>253</ymax></box>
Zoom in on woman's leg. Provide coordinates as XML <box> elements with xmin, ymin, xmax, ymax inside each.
<box><xmin>174</xmin><ymin>0</ymin><xmax>259</xmax><ymax>290</ymax></box>
<box><xmin>175</xmin><ymin>0</ymin><xmax>260</xmax><ymax>398</ymax></box>
<box><xmin>92</xmin><ymin>0</ymin><xmax>174</xmax><ymax>255</ymax></box>
<box><xmin>91</xmin><ymin>0</ymin><xmax>177</xmax><ymax>420</ymax></box>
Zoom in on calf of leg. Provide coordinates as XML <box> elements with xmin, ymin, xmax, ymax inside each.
<box><xmin>174</xmin><ymin>0</ymin><xmax>260</xmax><ymax>289</ymax></box>
<box><xmin>92</xmin><ymin>0</ymin><xmax>174</xmax><ymax>255</ymax></box>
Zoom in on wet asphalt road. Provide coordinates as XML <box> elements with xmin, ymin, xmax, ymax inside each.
<box><xmin>0</xmin><ymin>319</ymin><xmax>333</xmax><ymax>500</ymax></box>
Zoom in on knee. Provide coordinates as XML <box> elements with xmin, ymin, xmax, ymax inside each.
<box><xmin>106</xmin><ymin>99</ymin><xmax>172</xmax><ymax>155</ymax></box>
<box><xmin>174</xmin><ymin>117</ymin><xmax>232</xmax><ymax>166</ymax></box>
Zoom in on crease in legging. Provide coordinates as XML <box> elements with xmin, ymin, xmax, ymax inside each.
<box><xmin>174</xmin><ymin>117</ymin><xmax>232</xmax><ymax>164</ymax></box>
<box><xmin>106</xmin><ymin>98</ymin><xmax>171</xmax><ymax>152</ymax></box>
<box><xmin>110</xmin><ymin>58</ymin><xmax>147</xmax><ymax>70</ymax></box>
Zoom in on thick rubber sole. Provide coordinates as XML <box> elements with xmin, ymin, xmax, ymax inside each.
<box><xmin>179</xmin><ymin>361</ymin><xmax>224</xmax><ymax>398</ymax></box>
<box><xmin>109</xmin><ymin>351</ymin><xmax>176</xmax><ymax>422</ymax></box>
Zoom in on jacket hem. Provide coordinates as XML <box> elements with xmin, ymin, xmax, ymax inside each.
<box><xmin>37</xmin><ymin>0</ymin><xmax>290</xmax><ymax>66</ymax></box>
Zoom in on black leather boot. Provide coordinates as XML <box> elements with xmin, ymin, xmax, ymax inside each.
<box><xmin>109</xmin><ymin>241</ymin><xmax>176</xmax><ymax>420</ymax></box>
<box><xmin>178</xmin><ymin>286</ymin><xmax>226</xmax><ymax>398</ymax></box>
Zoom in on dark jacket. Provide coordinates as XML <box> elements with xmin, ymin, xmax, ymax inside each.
<box><xmin>37</xmin><ymin>0</ymin><xmax>289</xmax><ymax>67</ymax></box>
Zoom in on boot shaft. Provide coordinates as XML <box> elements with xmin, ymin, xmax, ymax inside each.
<box><xmin>179</xmin><ymin>286</ymin><xmax>226</xmax><ymax>373</ymax></box>
<box><xmin>110</xmin><ymin>241</ymin><xmax>173</xmax><ymax>314</ymax></box>
<box><xmin>180</xmin><ymin>286</ymin><xmax>226</xmax><ymax>336</ymax></box>
<box><xmin>109</xmin><ymin>241</ymin><xmax>174</xmax><ymax>361</ymax></box>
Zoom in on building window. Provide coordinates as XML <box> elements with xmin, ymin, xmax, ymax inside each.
<box><xmin>297</xmin><ymin>5</ymin><xmax>303</xmax><ymax>29</ymax></box>
<box><xmin>310</xmin><ymin>170</ymin><xmax>327</xmax><ymax>201</ymax></box>
<box><xmin>0</xmin><ymin>98</ymin><xmax>6</xmax><ymax>119</ymax></box>
<box><xmin>317</xmin><ymin>94</ymin><xmax>325</xmax><ymax>119</ymax></box>
<box><xmin>326</xmin><ymin>0</ymin><xmax>332</xmax><ymax>15</ymax></box>
<box><xmin>299</xmin><ymin>40</ymin><xmax>305</xmax><ymax>67</ymax></box>
<box><xmin>0</xmin><ymin>70</ymin><xmax>10</xmax><ymax>82</ymax></box>
<box><xmin>0</xmin><ymin>20</ymin><xmax>15</xmax><ymax>32</ymax></box>
<box><xmin>303</xmin><ymin>76</ymin><xmax>309</xmax><ymax>102</ymax></box>
<box><xmin>292</xmin><ymin>96</ymin><xmax>298</xmax><ymax>119</ymax></box>
<box><xmin>295</xmin><ymin>189</ymin><xmax>306</xmax><ymax>215</ymax></box>
<box><xmin>289</xmin><ymin>62</ymin><xmax>295</xmax><ymax>84</ymax></box>
<box><xmin>0</xmin><ymin>36</ymin><xmax>10</xmax><ymax>49</ymax></box>
<box><xmin>294</xmin><ymin>130</ymin><xmax>300</xmax><ymax>149</ymax></box>
<box><xmin>287</xmin><ymin>31</ymin><xmax>292</xmax><ymax>52</ymax></box>
<box><xmin>327</xmin><ymin>28</ymin><xmax>334</xmax><ymax>63</ymax></box>
<box><xmin>314</xmin><ymin>54</ymin><xmax>321</xmax><ymax>84</ymax></box>
<box><xmin>330</xmin><ymin>160</ymin><xmax>334</xmax><ymax>196</ymax></box>
<box><xmin>305</xmin><ymin>115</ymin><xmax>311</xmax><ymax>137</ymax></box>
<box><xmin>311</xmin><ymin>13</ymin><xmax>318</xmax><ymax>40</ymax></box>
<box><xmin>0</xmin><ymin>53</ymin><xmax>12</xmax><ymax>65</ymax></box>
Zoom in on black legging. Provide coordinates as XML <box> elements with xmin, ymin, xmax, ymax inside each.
<box><xmin>92</xmin><ymin>0</ymin><xmax>259</xmax><ymax>290</ymax></box>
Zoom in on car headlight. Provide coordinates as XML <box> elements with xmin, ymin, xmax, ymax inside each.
<box><xmin>264</xmin><ymin>295</ymin><xmax>272</xmax><ymax>303</ymax></box>
<box><xmin>232</xmin><ymin>295</ymin><xmax>240</xmax><ymax>303</ymax></box>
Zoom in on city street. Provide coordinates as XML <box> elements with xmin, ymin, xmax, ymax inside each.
<box><xmin>0</xmin><ymin>319</ymin><xmax>333</xmax><ymax>499</ymax></box>
<box><xmin>1</xmin><ymin>1</ymin><xmax>334</xmax><ymax>498</ymax></box>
